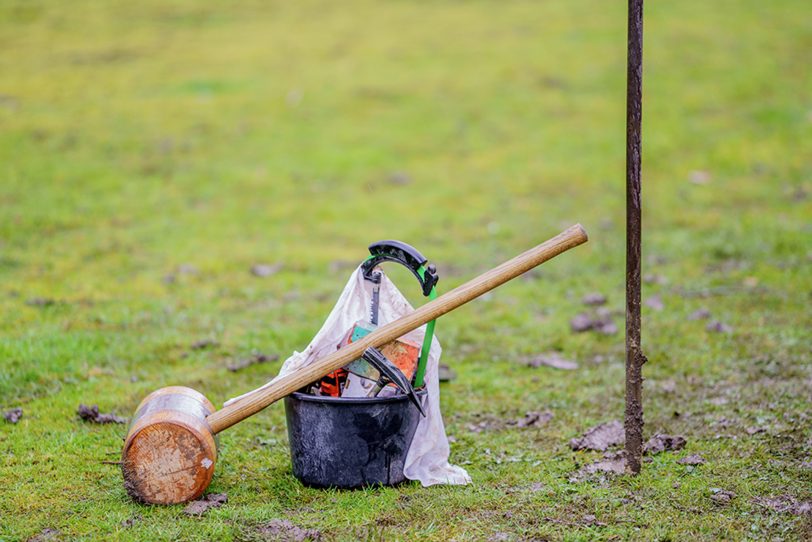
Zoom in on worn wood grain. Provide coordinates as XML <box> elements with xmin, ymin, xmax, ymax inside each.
<box><xmin>121</xmin><ymin>387</ymin><xmax>217</xmax><ymax>504</ymax></box>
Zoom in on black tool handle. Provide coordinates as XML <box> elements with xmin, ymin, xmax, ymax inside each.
<box><xmin>362</xmin><ymin>347</ymin><xmax>425</xmax><ymax>416</ymax></box>
<box><xmin>361</xmin><ymin>240</ymin><xmax>439</xmax><ymax>296</ymax></box>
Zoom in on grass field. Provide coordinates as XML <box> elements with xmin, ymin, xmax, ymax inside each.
<box><xmin>1</xmin><ymin>0</ymin><xmax>810</xmax><ymax>540</ymax></box>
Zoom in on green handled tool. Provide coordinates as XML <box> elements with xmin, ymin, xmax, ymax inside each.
<box><xmin>360</xmin><ymin>240</ymin><xmax>439</xmax><ymax>388</ymax></box>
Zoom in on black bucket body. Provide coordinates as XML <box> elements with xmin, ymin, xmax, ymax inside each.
<box><xmin>284</xmin><ymin>390</ymin><xmax>426</xmax><ymax>489</ymax></box>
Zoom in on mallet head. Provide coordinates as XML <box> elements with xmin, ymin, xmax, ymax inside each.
<box><xmin>121</xmin><ymin>386</ymin><xmax>217</xmax><ymax>504</ymax></box>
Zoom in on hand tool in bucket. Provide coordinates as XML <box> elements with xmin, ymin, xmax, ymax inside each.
<box><xmin>323</xmin><ymin>239</ymin><xmax>438</xmax><ymax>410</ymax></box>
<box><xmin>121</xmin><ymin>224</ymin><xmax>588</xmax><ymax>504</ymax></box>
<box><xmin>359</xmin><ymin>239</ymin><xmax>440</xmax><ymax>390</ymax></box>
<box><xmin>349</xmin><ymin>346</ymin><xmax>426</xmax><ymax>416</ymax></box>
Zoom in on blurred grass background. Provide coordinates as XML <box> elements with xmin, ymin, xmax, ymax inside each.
<box><xmin>0</xmin><ymin>1</ymin><xmax>810</xmax><ymax>540</ymax></box>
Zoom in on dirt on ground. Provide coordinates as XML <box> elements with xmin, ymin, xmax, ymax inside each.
<box><xmin>752</xmin><ymin>495</ymin><xmax>812</xmax><ymax>516</ymax></box>
<box><xmin>251</xmin><ymin>519</ymin><xmax>322</xmax><ymax>541</ymax></box>
<box><xmin>677</xmin><ymin>453</ymin><xmax>706</xmax><ymax>465</ymax></box>
<box><xmin>581</xmin><ymin>292</ymin><xmax>607</xmax><ymax>306</ymax></box>
<box><xmin>190</xmin><ymin>339</ymin><xmax>219</xmax><ymax>350</ymax></box>
<box><xmin>250</xmin><ymin>263</ymin><xmax>282</xmax><ymax>277</ymax></box>
<box><xmin>570</xmin><ymin>310</ymin><xmax>618</xmax><ymax>335</ymax></box>
<box><xmin>570</xmin><ymin>451</ymin><xmax>628</xmax><ymax>483</ymax></box>
<box><xmin>76</xmin><ymin>404</ymin><xmax>126</xmax><ymax>424</ymax></box>
<box><xmin>27</xmin><ymin>528</ymin><xmax>61</xmax><ymax>542</ymax></box>
<box><xmin>227</xmin><ymin>352</ymin><xmax>279</xmax><ymax>372</ymax></box>
<box><xmin>3</xmin><ymin>407</ymin><xmax>22</xmax><ymax>424</ymax></box>
<box><xmin>183</xmin><ymin>493</ymin><xmax>228</xmax><ymax>516</ymax></box>
<box><xmin>643</xmin><ymin>433</ymin><xmax>687</xmax><ymax>455</ymax></box>
<box><xmin>569</xmin><ymin>421</ymin><xmax>625</xmax><ymax>451</ymax></box>
<box><xmin>522</xmin><ymin>352</ymin><xmax>578</xmax><ymax>370</ymax></box>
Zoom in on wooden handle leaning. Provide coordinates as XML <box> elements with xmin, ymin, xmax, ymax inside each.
<box><xmin>206</xmin><ymin>224</ymin><xmax>588</xmax><ymax>434</ymax></box>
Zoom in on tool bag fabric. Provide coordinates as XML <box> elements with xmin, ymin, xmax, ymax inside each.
<box><xmin>226</xmin><ymin>266</ymin><xmax>471</xmax><ymax>487</ymax></box>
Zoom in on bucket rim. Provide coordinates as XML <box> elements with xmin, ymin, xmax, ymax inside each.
<box><xmin>288</xmin><ymin>388</ymin><xmax>426</xmax><ymax>405</ymax></box>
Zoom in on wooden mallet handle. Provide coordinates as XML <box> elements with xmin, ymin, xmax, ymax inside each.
<box><xmin>206</xmin><ymin>224</ymin><xmax>588</xmax><ymax>434</ymax></box>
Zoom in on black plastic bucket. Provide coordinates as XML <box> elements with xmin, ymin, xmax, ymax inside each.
<box><xmin>283</xmin><ymin>390</ymin><xmax>426</xmax><ymax>488</ymax></box>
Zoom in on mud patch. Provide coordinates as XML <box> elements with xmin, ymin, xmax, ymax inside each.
<box><xmin>251</xmin><ymin>263</ymin><xmax>282</xmax><ymax>277</ymax></box>
<box><xmin>582</xmin><ymin>292</ymin><xmax>607</xmax><ymax>306</ymax></box>
<box><xmin>706</xmin><ymin>320</ymin><xmax>733</xmax><ymax>333</ymax></box>
<box><xmin>753</xmin><ymin>495</ymin><xmax>812</xmax><ymax>516</ymax></box>
<box><xmin>569</xmin><ymin>420</ymin><xmax>624</xmax><ymax>451</ymax></box>
<box><xmin>688</xmin><ymin>308</ymin><xmax>711</xmax><ymax>320</ymax></box>
<box><xmin>464</xmin><ymin>413</ymin><xmax>504</xmax><ymax>433</ymax></box>
<box><xmin>570</xmin><ymin>311</ymin><xmax>618</xmax><ymax>335</ymax></box>
<box><xmin>387</xmin><ymin>171</ymin><xmax>412</xmax><ymax>186</ymax></box>
<box><xmin>183</xmin><ymin>493</ymin><xmax>228</xmax><ymax>516</ymax></box>
<box><xmin>644</xmin><ymin>273</ymin><xmax>668</xmax><ymax>285</ymax></box>
<box><xmin>438</xmin><ymin>363</ymin><xmax>457</xmax><ymax>382</ymax></box>
<box><xmin>191</xmin><ymin>339</ymin><xmax>219</xmax><ymax>350</ymax></box>
<box><xmin>121</xmin><ymin>515</ymin><xmax>141</xmax><ymax>528</ymax></box>
<box><xmin>505</xmin><ymin>481</ymin><xmax>547</xmax><ymax>495</ymax></box>
<box><xmin>253</xmin><ymin>519</ymin><xmax>322</xmax><ymax>541</ymax></box>
<box><xmin>645</xmin><ymin>295</ymin><xmax>664</xmax><ymax>311</ymax></box>
<box><xmin>523</xmin><ymin>352</ymin><xmax>578</xmax><ymax>370</ymax></box>
<box><xmin>657</xmin><ymin>379</ymin><xmax>677</xmax><ymax>393</ymax></box>
<box><xmin>570</xmin><ymin>451</ymin><xmax>627</xmax><ymax>483</ymax></box>
<box><xmin>27</xmin><ymin>529</ymin><xmax>60</xmax><ymax>542</ymax></box>
<box><xmin>710</xmin><ymin>488</ymin><xmax>736</xmax><ymax>504</ymax></box>
<box><xmin>227</xmin><ymin>352</ymin><xmax>278</xmax><ymax>372</ymax></box>
<box><xmin>77</xmin><ymin>404</ymin><xmax>126</xmax><ymax>424</ymax></box>
<box><xmin>3</xmin><ymin>407</ymin><xmax>22</xmax><ymax>424</ymax></box>
<box><xmin>514</xmin><ymin>411</ymin><xmax>554</xmax><ymax>428</ymax></box>
<box><xmin>580</xmin><ymin>515</ymin><xmax>607</xmax><ymax>527</ymax></box>
<box><xmin>643</xmin><ymin>434</ymin><xmax>686</xmax><ymax>455</ymax></box>
<box><xmin>677</xmin><ymin>453</ymin><xmax>706</xmax><ymax>465</ymax></box>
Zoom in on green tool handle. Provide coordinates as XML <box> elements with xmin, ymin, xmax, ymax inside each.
<box><xmin>414</xmin><ymin>268</ymin><xmax>437</xmax><ymax>388</ymax></box>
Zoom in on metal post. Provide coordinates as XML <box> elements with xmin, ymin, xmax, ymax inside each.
<box><xmin>624</xmin><ymin>0</ymin><xmax>646</xmax><ymax>474</ymax></box>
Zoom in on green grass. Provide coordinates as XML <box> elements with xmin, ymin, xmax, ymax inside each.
<box><xmin>1</xmin><ymin>0</ymin><xmax>810</xmax><ymax>540</ymax></box>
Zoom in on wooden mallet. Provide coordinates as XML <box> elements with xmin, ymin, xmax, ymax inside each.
<box><xmin>121</xmin><ymin>224</ymin><xmax>588</xmax><ymax>504</ymax></box>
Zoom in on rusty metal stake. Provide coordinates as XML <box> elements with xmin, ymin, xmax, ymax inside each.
<box><xmin>624</xmin><ymin>0</ymin><xmax>646</xmax><ymax>475</ymax></box>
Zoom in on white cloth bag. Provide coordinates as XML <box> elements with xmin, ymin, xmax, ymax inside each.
<box><xmin>225</xmin><ymin>266</ymin><xmax>471</xmax><ymax>487</ymax></box>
